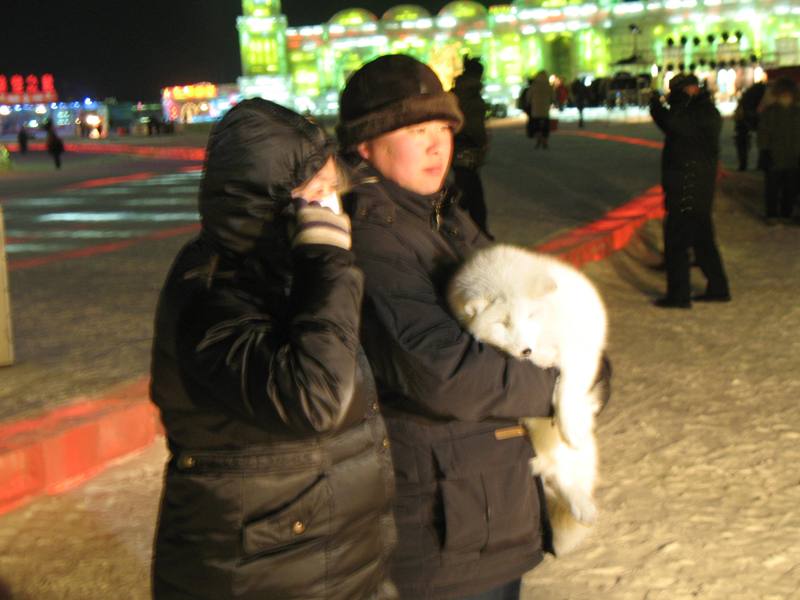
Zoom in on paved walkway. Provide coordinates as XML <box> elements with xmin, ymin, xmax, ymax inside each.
<box><xmin>2</xmin><ymin>118</ymin><xmax>796</xmax><ymax>598</ymax></box>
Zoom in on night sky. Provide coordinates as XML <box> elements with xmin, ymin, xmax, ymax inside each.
<box><xmin>3</xmin><ymin>0</ymin><xmax>490</xmax><ymax>103</ymax></box>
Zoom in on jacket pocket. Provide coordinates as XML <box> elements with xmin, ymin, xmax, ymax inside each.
<box><xmin>241</xmin><ymin>473</ymin><xmax>332</xmax><ymax>558</ymax></box>
<box><xmin>432</xmin><ymin>430</ymin><xmax>539</xmax><ymax>558</ymax></box>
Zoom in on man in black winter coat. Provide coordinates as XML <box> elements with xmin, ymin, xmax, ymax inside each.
<box><xmin>452</xmin><ymin>57</ymin><xmax>492</xmax><ymax>238</ymax></box>
<box><xmin>650</xmin><ymin>74</ymin><xmax>731</xmax><ymax>308</ymax></box>
<box><xmin>338</xmin><ymin>54</ymin><xmax>561</xmax><ymax>600</ymax></box>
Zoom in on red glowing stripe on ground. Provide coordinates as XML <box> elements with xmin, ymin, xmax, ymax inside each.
<box><xmin>0</xmin><ymin>378</ymin><xmax>162</xmax><ymax>516</ymax></box>
<box><xmin>7</xmin><ymin>223</ymin><xmax>200</xmax><ymax>271</ymax></box>
<box><xmin>560</xmin><ymin>130</ymin><xmax>664</xmax><ymax>149</ymax></box>
<box><xmin>64</xmin><ymin>171</ymin><xmax>158</xmax><ymax>189</ymax></box>
<box><xmin>536</xmin><ymin>184</ymin><xmax>665</xmax><ymax>267</ymax></box>
<box><xmin>4</xmin><ymin>143</ymin><xmax>46</xmax><ymax>153</ymax></box>
<box><xmin>3</xmin><ymin>142</ymin><xmax>204</xmax><ymax>161</ymax></box>
<box><xmin>64</xmin><ymin>143</ymin><xmax>206</xmax><ymax>161</ymax></box>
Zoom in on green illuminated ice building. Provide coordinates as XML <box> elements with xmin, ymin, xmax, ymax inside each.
<box><xmin>236</xmin><ymin>0</ymin><xmax>800</xmax><ymax>114</ymax></box>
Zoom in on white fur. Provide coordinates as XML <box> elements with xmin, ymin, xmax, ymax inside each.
<box><xmin>447</xmin><ymin>244</ymin><xmax>607</xmax><ymax>556</ymax></box>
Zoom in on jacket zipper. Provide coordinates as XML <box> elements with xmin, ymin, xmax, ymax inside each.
<box><xmin>431</xmin><ymin>193</ymin><xmax>445</xmax><ymax>231</ymax></box>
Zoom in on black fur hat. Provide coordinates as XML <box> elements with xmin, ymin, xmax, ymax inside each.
<box><xmin>337</xmin><ymin>54</ymin><xmax>464</xmax><ymax>150</ymax></box>
<box><xmin>669</xmin><ymin>73</ymin><xmax>700</xmax><ymax>92</ymax></box>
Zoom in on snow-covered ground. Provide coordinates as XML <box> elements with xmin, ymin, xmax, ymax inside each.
<box><xmin>0</xmin><ymin>153</ymin><xmax>796</xmax><ymax>600</ymax></box>
<box><xmin>523</xmin><ymin>172</ymin><xmax>800</xmax><ymax>599</ymax></box>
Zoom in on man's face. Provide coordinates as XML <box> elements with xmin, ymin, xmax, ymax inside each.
<box><xmin>683</xmin><ymin>84</ymin><xmax>700</xmax><ymax>97</ymax></box>
<box><xmin>357</xmin><ymin>120</ymin><xmax>454</xmax><ymax>195</ymax></box>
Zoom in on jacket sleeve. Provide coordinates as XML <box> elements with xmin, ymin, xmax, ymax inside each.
<box><xmin>352</xmin><ymin>223</ymin><xmax>557</xmax><ymax>422</ymax></box>
<box><xmin>186</xmin><ymin>245</ymin><xmax>364</xmax><ymax>435</ymax></box>
<box><xmin>650</xmin><ymin>99</ymin><xmax>688</xmax><ymax>136</ymax></box>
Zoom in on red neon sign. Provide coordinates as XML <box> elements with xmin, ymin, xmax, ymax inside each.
<box><xmin>26</xmin><ymin>75</ymin><xmax>39</xmax><ymax>94</ymax></box>
<box><xmin>41</xmin><ymin>74</ymin><xmax>55</xmax><ymax>93</ymax></box>
<box><xmin>10</xmin><ymin>75</ymin><xmax>23</xmax><ymax>95</ymax></box>
<box><xmin>0</xmin><ymin>73</ymin><xmax>58</xmax><ymax>105</ymax></box>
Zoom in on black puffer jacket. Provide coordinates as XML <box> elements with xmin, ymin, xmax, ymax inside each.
<box><xmin>150</xmin><ymin>100</ymin><xmax>397</xmax><ymax>600</ymax></box>
<box><xmin>650</xmin><ymin>90</ymin><xmax>721</xmax><ymax>213</ymax></box>
<box><xmin>344</xmin><ymin>163</ymin><xmax>558</xmax><ymax>599</ymax></box>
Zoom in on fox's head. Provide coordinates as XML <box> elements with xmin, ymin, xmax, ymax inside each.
<box><xmin>451</xmin><ymin>274</ymin><xmax>559</xmax><ymax>366</ymax></box>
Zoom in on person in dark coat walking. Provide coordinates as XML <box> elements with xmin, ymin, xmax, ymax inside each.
<box><xmin>650</xmin><ymin>74</ymin><xmax>731</xmax><ymax>308</ymax></box>
<box><xmin>451</xmin><ymin>56</ymin><xmax>492</xmax><ymax>238</ymax></box>
<box><xmin>149</xmin><ymin>98</ymin><xmax>397</xmax><ymax>600</ymax></box>
<box><xmin>570</xmin><ymin>77</ymin><xmax>589</xmax><ymax>128</ymax></box>
<box><xmin>733</xmin><ymin>82</ymin><xmax>765</xmax><ymax>171</ymax></box>
<box><xmin>517</xmin><ymin>77</ymin><xmax>534</xmax><ymax>138</ymax></box>
<box><xmin>337</xmin><ymin>54</ymin><xmax>563</xmax><ymax>600</ymax></box>
<box><xmin>43</xmin><ymin>121</ymin><xmax>64</xmax><ymax>169</ymax></box>
<box><xmin>16</xmin><ymin>125</ymin><xmax>29</xmax><ymax>154</ymax></box>
<box><xmin>757</xmin><ymin>77</ymin><xmax>800</xmax><ymax>223</ymax></box>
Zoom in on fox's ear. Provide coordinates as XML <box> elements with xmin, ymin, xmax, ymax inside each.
<box><xmin>463</xmin><ymin>296</ymin><xmax>490</xmax><ymax>319</ymax></box>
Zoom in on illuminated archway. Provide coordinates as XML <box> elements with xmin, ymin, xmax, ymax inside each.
<box><xmin>180</xmin><ymin>102</ymin><xmax>200</xmax><ymax>124</ymax></box>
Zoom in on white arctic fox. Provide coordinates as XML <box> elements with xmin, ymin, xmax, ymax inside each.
<box><xmin>447</xmin><ymin>244</ymin><xmax>607</xmax><ymax>556</ymax></box>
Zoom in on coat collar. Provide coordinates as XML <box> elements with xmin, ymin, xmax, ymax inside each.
<box><xmin>348</xmin><ymin>161</ymin><xmax>458</xmax><ymax>230</ymax></box>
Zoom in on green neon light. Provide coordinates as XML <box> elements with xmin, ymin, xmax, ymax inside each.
<box><xmin>383</xmin><ymin>5</ymin><xmax>431</xmax><ymax>22</ymax></box>
<box><xmin>242</xmin><ymin>0</ymin><xmax>281</xmax><ymax>18</ymax></box>
<box><xmin>439</xmin><ymin>1</ymin><xmax>488</xmax><ymax>20</ymax></box>
<box><xmin>329</xmin><ymin>8</ymin><xmax>378</xmax><ymax>26</ymax></box>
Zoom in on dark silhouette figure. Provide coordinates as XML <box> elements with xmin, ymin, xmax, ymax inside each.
<box><xmin>734</xmin><ymin>82</ymin><xmax>766</xmax><ymax>171</ymax></box>
<box><xmin>16</xmin><ymin>126</ymin><xmax>29</xmax><ymax>154</ymax></box>
<box><xmin>43</xmin><ymin>121</ymin><xmax>64</xmax><ymax>169</ymax></box>
<box><xmin>517</xmin><ymin>77</ymin><xmax>534</xmax><ymax>138</ymax></box>
<box><xmin>571</xmin><ymin>78</ymin><xmax>589</xmax><ymax>128</ymax></box>
<box><xmin>650</xmin><ymin>74</ymin><xmax>730</xmax><ymax>308</ymax></box>
<box><xmin>757</xmin><ymin>78</ymin><xmax>800</xmax><ymax>223</ymax></box>
<box><xmin>452</xmin><ymin>57</ymin><xmax>492</xmax><ymax>238</ymax></box>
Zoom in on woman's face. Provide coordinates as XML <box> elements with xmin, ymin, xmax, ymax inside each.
<box><xmin>291</xmin><ymin>156</ymin><xmax>338</xmax><ymax>202</ymax></box>
<box><xmin>357</xmin><ymin>120</ymin><xmax>454</xmax><ymax>195</ymax></box>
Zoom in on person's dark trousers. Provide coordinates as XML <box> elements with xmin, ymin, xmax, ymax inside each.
<box><xmin>664</xmin><ymin>209</ymin><xmax>730</xmax><ymax>302</ymax></box>
<box><xmin>51</xmin><ymin>152</ymin><xmax>62</xmax><ymax>169</ymax></box>
<box><xmin>454</xmin><ymin>166</ymin><xmax>490</xmax><ymax>237</ymax></box>
<box><xmin>457</xmin><ymin>578</ymin><xmax>522</xmax><ymax>600</ymax></box>
<box><xmin>525</xmin><ymin>115</ymin><xmax>534</xmax><ymax>138</ymax></box>
<box><xmin>532</xmin><ymin>117</ymin><xmax>550</xmax><ymax>138</ymax></box>
<box><xmin>734</xmin><ymin>132</ymin><xmax>749</xmax><ymax>171</ymax></box>
<box><xmin>764</xmin><ymin>168</ymin><xmax>799</xmax><ymax>218</ymax></box>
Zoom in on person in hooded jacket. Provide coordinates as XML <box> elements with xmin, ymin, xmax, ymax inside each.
<box><xmin>525</xmin><ymin>70</ymin><xmax>554</xmax><ymax>149</ymax></box>
<box><xmin>649</xmin><ymin>74</ymin><xmax>730</xmax><ymax>308</ymax></box>
<box><xmin>150</xmin><ymin>98</ymin><xmax>397</xmax><ymax>600</ymax></box>
<box><xmin>337</xmin><ymin>54</ymin><xmax>565</xmax><ymax>600</ymax></box>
